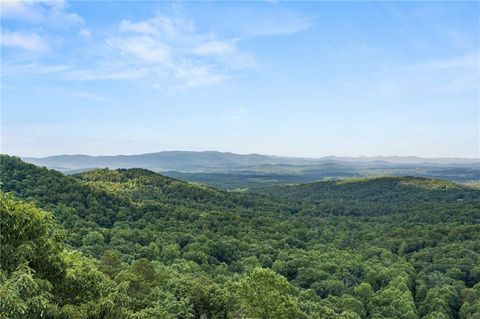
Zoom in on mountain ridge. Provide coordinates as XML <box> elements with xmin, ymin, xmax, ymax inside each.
<box><xmin>21</xmin><ymin>150</ymin><xmax>480</xmax><ymax>173</ymax></box>
<box><xmin>2</xmin><ymin>155</ymin><xmax>480</xmax><ymax>318</ymax></box>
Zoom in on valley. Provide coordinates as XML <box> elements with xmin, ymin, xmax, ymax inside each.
<box><xmin>1</xmin><ymin>155</ymin><xmax>479</xmax><ymax>318</ymax></box>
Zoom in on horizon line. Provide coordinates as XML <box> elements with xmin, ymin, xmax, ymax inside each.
<box><xmin>10</xmin><ymin>150</ymin><xmax>480</xmax><ymax>161</ymax></box>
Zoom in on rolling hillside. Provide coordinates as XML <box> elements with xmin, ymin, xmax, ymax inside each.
<box><xmin>1</xmin><ymin>155</ymin><xmax>480</xmax><ymax>319</ymax></box>
<box><xmin>22</xmin><ymin>151</ymin><xmax>480</xmax><ymax>187</ymax></box>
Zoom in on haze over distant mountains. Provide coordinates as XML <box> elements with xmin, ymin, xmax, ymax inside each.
<box><xmin>22</xmin><ymin>151</ymin><xmax>480</xmax><ymax>172</ymax></box>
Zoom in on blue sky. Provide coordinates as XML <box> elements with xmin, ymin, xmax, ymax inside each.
<box><xmin>1</xmin><ymin>0</ymin><xmax>479</xmax><ymax>158</ymax></box>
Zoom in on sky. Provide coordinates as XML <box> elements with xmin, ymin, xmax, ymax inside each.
<box><xmin>1</xmin><ymin>0</ymin><xmax>479</xmax><ymax>158</ymax></box>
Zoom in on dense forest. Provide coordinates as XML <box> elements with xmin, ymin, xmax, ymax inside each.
<box><xmin>23</xmin><ymin>151</ymin><xmax>480</xmax><ymax>189</ymax></box>
<box><xmin>163</xmin><ymin>167</ymin><xmax>480</xmax><ymax>191</ymax></box>
<box><xmin>1</xmin><ymin>154</ymin><xmax>479</xmax><ymax>319</ymax></box>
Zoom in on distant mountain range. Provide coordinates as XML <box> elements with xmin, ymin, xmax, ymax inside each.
<box><xmin>21</xmin><ymin>151</ymin><xmax>480</xmax><ymax>174</ymax></box>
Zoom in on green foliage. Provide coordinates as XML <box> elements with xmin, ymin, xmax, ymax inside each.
<box><xmin>1</xmin><ymin>155</ymin><xmax>480</xmax><ymax>318</ymax></box>
<box><xmin>236</xmin><ymin>268</ymin><xmax>303</xmax><ymax>319</ymax></box>
<box><xmin>0</xmin><ymin>265</ymin><xmax>55</xmax><ymax>319</ymax></box>
<box><xmin>0</xmin><ymin>192</ymin><xmax>64</xmax><ymax>280</ymax></box>
<box><xmin>0</xmin><ymin>193</ymin><xmax>117</xmax><ymax>318</ymax></box>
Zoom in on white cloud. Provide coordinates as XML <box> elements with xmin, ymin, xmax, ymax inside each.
<box><xmin>249</xmin><ymin>17</ymin><xmax>312</xmax><ymax>37</ymax></box>
<box><xmin>232</xmin><ymin>11</ymin><xmax>312</xmax><ymax>39</ymax></box>
<box><xmin>2</xmin><ymin>62</ymin><xmax>72</xmax><ymax>77</ymax></box>
<box><xmin>0</xmin><ymin>0</ymin><xmax>43</xmax><ymax>21</ymax></box>
<box><xmin>1</xmin><ymin>0</ymin><xmax>85</xmax><ymax>52</ymax></box>
<box><xmin>1</xmin><ymin>0</ymin><xmax>83</xmax><ymax>26</ymax></box>
<box><xmin>0</xmin><ymin>31</ymin><xmax>48</xmax><ymax>51</ymax></box>
<box><xmin>79</xmin><ymin>28</ymin><xmax>91</xmax><ymax>38</ymax></box>
<box><xmin>172</xmin><ymin>64</ymin><xmax>229</xmax><ymax>89</ymax></box>
<box><xmin>71</xmin><ymin>91</ymin><xmax>108</xmax><ymax>102</ymax></box>
<box><xmin>1</xmin><ymin>6</ymin><xmax>311</xmax><ymax>89</ymax></box>
<box><xmin>107</xmin><ymin>35</ymin><xmax>171</xmax><ymax>64</ymax></box>
<box><xmin>105</xmin><ymin>8</ymin><xmax>305</xmax><ymax>89</ymax></box>
<box><xmin>1</xmin><ymin>60</ymin><xmax>150</xmax><ymax>81</ymax></box>
<box><xmin>63</xmin><ymin>67</ymin><xmax>150</xmax><ymax>81</ymax></box>
<box><xmin>105</xmin><ymin>13</ymin><xmax>239</xmax><ymax>88</ymax></box>
<box><xmin>102</xmin><ymin>11</ymin><xmax>311</xmax><ymax>88</ymax></box>
<box><xmin>119</xmin><ymin>16</ymin><xmax>182</xmax><ymax>37</ymax></box>
<box><xmin>426</xmin><ymin>54</ymin><xmax>479</xmax><ymax>70</ymax></box>
<box><xmin>193</xmin><ymin>40</ymin><xmax>236</xmax><ymax>56</ymax></box>
<box><xmin>349</xmin><ymin>53</ymin><xmax>480</xmax><ymax>98</ymax></box>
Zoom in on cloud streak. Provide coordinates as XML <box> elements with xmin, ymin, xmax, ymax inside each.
<box><xmin>1</xmin><ymin>3</ymin><xmax>313</xmax><ymax>89</ymax></box>
<box><xmin>0</xmin><ymin>0</ymin><xmax>85</xmax><ymax>54</ymax></box>
<box><xmin>346</xmin><ymin>53</ymin><xmax>480</xmax><ymax>99</ymax></box>
<box><xmin>103</xmin><ymin>9</ymin><xmax>313</xmax><ymax>88</ymax></box>
<box><xmin>0</xmin><ymin>31</ymin><xmax>48</xmax><ymax>51</ymax></box>
<box><xmin>1</xmin><ymin>0</ymin><xmax>84</xmax><ymax>26</ymax></box>
<box><xmin>105</xmin><ymin>13</ymin><xmax>254</xmax><ymax>89</ymax></box>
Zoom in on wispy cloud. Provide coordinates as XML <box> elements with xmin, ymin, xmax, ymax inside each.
<box><xmin>426</xmin><ymin>54</ymin><xmax>479</xmax><ymax>70</ymax></box>
<box><xmin>106</xmin><ymin>9</ymin><xmax>313</xmax><ymax>88</ymax></box>
<box><xmin>0</xmin><ymin>31</ymin><xmax>48</xmax><ymax>51</ymax></box>
<box><xmin>107</xmin><ymin>35</ymin><xmax>172</xmax><ymax>64</ymax></box>
<box><xmin>71</xmin><ymin>91</ymin><xmax>109</xmax><ymax>102</ymax></box>
<box><xmin>0</xmin><ymin>0</ymin><xmax>84</xmax><ymax>53</ymax></box>
<box><xmin>363</xmin><ymin>53</ymin><xmax>480</xmax><ymax>98</ymax></box>
<box><xmin>87</xmin><ymin>9</ymin><xmax>311</xmax><ymax>88</ymax></box>
<box><xmin>118</xmin><ymin>15</ymin><xmax>187</xmax><ymax>37</ymax></box>
<box><xmin>243</xmin><ymin>15</ymin><xmax>312</xmax><ymax>37</ymax></box>
<box><xmin>2</xmin><ymin>62</ymin><xmax>72</xmax><ymax>77</ymax></box>
<box><xmin>1</xmin><ymin>3</ymin><xmax>313</xmax><ymax>89</ymax></box>
<box><xmin>63</xmin><ymin>67</ymin><xmax>149</xmax><ymax>81</ymax></box>
<box><xmin>193</xmin><ymin>40</ymin><xmax>236</xmax><ymax>56</ymax></box>
<box><xmin>172</xmin><ymin>65</ymin><xmax>230</xmax><ymax>90</ymax></box>
<box><xmin>1</xmin><ymin>0</ymin><xmax>84</xmax><ymax>26</ymax></box>
<box><xmin>104</xmin><ymin>13</ymin><xmax>250</xmax><ymax>89</ymax></box>
<box><xmin>78</xmin><ymin>28</ymin><xmax>91</xmax><ymax>38</ymax></box>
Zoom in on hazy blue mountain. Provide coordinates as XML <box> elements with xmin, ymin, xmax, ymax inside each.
<box><xmin>22</xmin><ymin>151</ymin><xmax>313</xmax><ymax>172</ymax></box>
<box><xmin>19</xmin><ymin>151</ymin><xmax>479</xmax><ymax>188</ymax></box>
<box><xmin>22</xmin><ymin>151</ymin><xmax>480</xmax><ymax>173</ymax></box>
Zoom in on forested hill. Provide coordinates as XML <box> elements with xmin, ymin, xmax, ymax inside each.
<box><xmin>22</xmin><ymin>151</ymin><xmax>480</xmax><ymax>186</ymax></box>
<box><xmin>259</xmin><ymin>176</ymin><xmax>478</xmax><ymax>216</ymax></box>
<box><xmin>1</xmin><ymin>154</ymin><xmax>480</xmax><ymax>319</ymax></box>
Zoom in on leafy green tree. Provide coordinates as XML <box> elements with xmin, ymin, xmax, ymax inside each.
<box><xmin>0</xmin><ymin>264</ymin><xmax>55</xmax><ymax>319</ymax></box>
<box><xmin>237</xmin><ymin>268</ymin><xmax>303</xmax><ymax>319</ymax></box>
<box><xmin>2</xmin><ymin>156</ymin><xmax>480</xmax><ymax>318</ymax></box>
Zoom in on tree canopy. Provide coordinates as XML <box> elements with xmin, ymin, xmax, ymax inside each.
<box><xmin>1</xmin><ymin>155</ymin><xmax>479</xmax><ymax>318</ymax></box>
